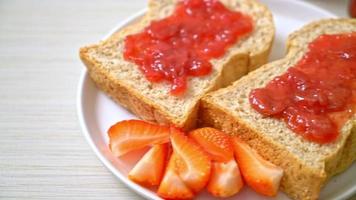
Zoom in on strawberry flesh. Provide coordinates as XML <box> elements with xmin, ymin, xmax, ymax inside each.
<box><xmin>189</xmin><ymin>127</ymin><xmax>234</xmax><ymax>162</ymax></box>
<box><xmin>207</xmin><ymin>159</ymin><xmax>244</xmax><ymax>197</ymax></box>
<box><xmin>232</xmin><ymin>137</ymin><xmax>284</xmax><ymax>197</ymax></box>
<box><xmin>128</xmin><ymin>143</ymin><xmax>168</xmax><ymax>186</ymax></box>
<box><xmin>170</xmin><ymin>127</ymin><xmax>211</xmax><ymax>193</ymax></box>
<box><xmin>108</xmin><ymin>120</ymin><xmax>170</xmax><ymax>157</ymax></box>
<box><xmin>157</xmin><ymin>153</ymin><xmax>194</xmax><ymax>199</ymax></box>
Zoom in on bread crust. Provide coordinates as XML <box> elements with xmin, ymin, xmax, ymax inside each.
<box><xmin>80</xmin><ymin>47</ymin><xmax>194</xmax><ymax>128</ymax></box>
<box><xmin>200</xmin><ymin>19</ymin><xmax>356</xmax><ymax>200</ymax></box>
<box><xmin>79</xmin><ymin>0</ymin><xmax>274</xmax><ymax>130</ymax></box>
<box><xmin>80</xmin><ymin>47</ymin><xmax>251</xmax><ymax>130</ymax></box>
<box><xmin>200</xmin><ymin>98</ymin><xmax>355</xmax><ymax>200</ymax></box>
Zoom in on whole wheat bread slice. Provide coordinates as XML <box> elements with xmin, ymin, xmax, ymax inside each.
<box><xmin>79</xmin><ymin>0</ymin><xmax>274</xmax><ymax>130</ymax></box>
<box><xmin>200</xmin><ymin>19</ymin><xmax>356</xmax><ymax>200</ymax></box>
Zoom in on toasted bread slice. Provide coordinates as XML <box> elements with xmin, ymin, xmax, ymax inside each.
<box><xmin>79</xmin><ymin>0</ymin><xmax>274</xmax><ymax>130</ymax></box>
<box><xmin>200</xmin><ymin>19</ymin><xmax>356</xmax><ymax>200</ymax></box>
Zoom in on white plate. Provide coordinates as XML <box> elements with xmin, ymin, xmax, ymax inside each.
<box><xmin>77</xmin><ymin>0</ymin><xmax>356</xmax><ymax>199</ymax></box>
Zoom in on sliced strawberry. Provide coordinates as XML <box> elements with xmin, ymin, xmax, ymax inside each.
<box><xmin>189</xmin><ymin>128</ymin><xmax>242</xmax><ymax>197</ymax></box>
<box><xmin>170</xmin><ymin>127</ymin><xmax>211</xmax><ymax>193</ymax></box>
<box><xmin>232</xmin><ymin>137</ymin><xmax>284</xmax><ymax>197</ymax></box>
<box><xmin>207</xmin><ymin>159</ymin><xmax>244</xmax><ymax>197</ymax></box>
<box><xmin>157</xmin><ymin>153</ymin><xmax>194</xmax><ymax>199</ymax></box>
<box><xmin>189</xmin><ymin>127</ymin><xmax>234</xmax><ymax>162</ymax></box>
<box><xmin>108</xmin><ymin>120</ymin><xmax>170</xmax><ymax>157</ymax></box>
<box><xmin>128</xmin><ymin>143</ymin><xmax>168</xmax><ymax>186</ymax></box>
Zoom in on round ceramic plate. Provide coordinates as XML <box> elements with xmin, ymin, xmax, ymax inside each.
<box><xmin>77</xmin><ymin>0</ymin><xmax>356</xmax><ymax>199</ymax></box>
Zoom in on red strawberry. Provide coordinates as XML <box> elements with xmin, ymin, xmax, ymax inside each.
<box><xmin>189</xmin><ymin>127</ymin><xmax>242</xmax><ymax>197</ymax></box>
<box><xmin>170</xmin><ymin>127</ymin><xmax>211</xmax><ymax>193</ymax></box>
<box><xmin>108</xmin><ymin>120</ymin><xmax>170</xmax><ymax>157</ymax></box>
<box><xmin>207</xmin><ymin>159</ymin><xmax>244</xmax><ymax>197</ymax></box>
<box><xmin>157</xmin><ymin>153</ymin><xmax>194</xmax><ymax>199</ymax></box>
<box><xmin>128</xmin><ymin>143</ymin><xmax>168</xmax><ymax>186</ymax></box>
<box><xmin>189</xmin><ymin>127</ymin><xmax>234</xmax><ymax>162</ymax></box>
<box><xmin>232</xmin><ymin>137</ymin><xmax>284</xmax><ymax>197</ymax></box>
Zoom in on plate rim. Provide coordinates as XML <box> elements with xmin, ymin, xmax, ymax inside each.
<box><xmin>76</xmin><ymin>1</ymin><xmax>356</xmax><ymax>200</ymax></box>
<box><xmin>77</xmin><ymin>9</ymin><xmax>158</xmax><ymax>200</ymax></box>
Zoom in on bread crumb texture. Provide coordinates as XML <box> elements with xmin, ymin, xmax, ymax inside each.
<box><xmin>80</xmin><ymin>0</ymin><xmax>274</xmax><ymax>129</ymax></box>
<box><xmin>201</xmin><ymin>19</ymin><xmax>356</xmax><ymax>200</ymax></box>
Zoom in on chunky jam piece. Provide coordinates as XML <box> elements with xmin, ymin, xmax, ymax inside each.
<box><xmin>249</xmin><ymin>33</ymin><xmax>356</xmax><ymax>144</ymax></box>
<box><xmin>124</xmin><ymin>0</ymin><xmax>253</xmax><ymax>95</ymax></box>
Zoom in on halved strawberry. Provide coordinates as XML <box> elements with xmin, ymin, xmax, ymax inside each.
<box><xmin>170</xmin><ymin>127</ymin><xmax>211</xmax><ymax>193</ymax></box>
<box><xmin>207</xmin><ymin>159</ymin><xmax>244</xmax><ymax>197</ymax></box>
<box><xmin>108</xmin><ymin>120</ymin><xmax>170</xmax><ymax>157</ymax></box>
<box><xmin>189</xmin><ymin>127</ymin><xmax>234</xmax><ymax>162</ymax></box>
<box><xmin>157</xmin><ymin>153</ymin><xmax>194</xmax><ymax>199</ymax></box>
<box><xmin>232</xmin><ymin>137</ymin><xmax>284</xmax><ymax>197</ymax></box>
<box><xmin>189</xmin><ymin>128</ymin><xmax>242</xmax><ymax>197</ymax></box>
<box><xmin>128</xmin><ymin>143</ymin><xmax>168</xmax><ymax>186</ymax></box>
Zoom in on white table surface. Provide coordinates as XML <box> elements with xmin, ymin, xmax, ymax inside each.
<box><xmin>0</xmin><ymin>0</ymin><xmax>351</xmax><ymax>199</ymax></box>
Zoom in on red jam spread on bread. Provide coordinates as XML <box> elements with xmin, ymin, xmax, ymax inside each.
<box><xmin>249</xmin><ymin>33</ymin><xmax>356</xmax><ymax>144</ymax></box>
<box><xmin>124</xmin><ymin>0</ymin><xmax>253</xmax><ymax>95</ymax></box>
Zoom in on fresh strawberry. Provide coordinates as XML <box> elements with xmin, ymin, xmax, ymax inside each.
<box><xmin>189</xmin><ymin>127</ymin><xmax>234</xmax><ymax>162</ymax></box>
<box><xmin>170</xmin><ymin>127</ymin><xmax>211</xmax><ymax>193</ymax></box>
<box><xmin>157</xmin><ymin>153</ymin><xmax>194</xmax><ymax>199</ymax></box>
<box><xmin>207</xmin><ymin>159</ymin><xmax>244</xmax><ymax>197</ymax></box>
<box><xmin>128</xmin><ymin>143</ymin><xmax>168</xmax><ymax>186</ymax></box>
<box><xmin>108</xmin><ymin>120</ymin><xmax>170</xmax><ymax>157</ymax></box>
<box><xmin>190</xmin><ymin>128</ymin><xmax>242</xmax><ymax>197</ymax></box>
<box><xmin>232</xmin><ymin>137</ymin><xmax>284</xmax><ymax>197</ymax></box>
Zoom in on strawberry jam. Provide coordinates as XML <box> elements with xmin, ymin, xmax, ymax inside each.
<box><xmin>124</xmin><ymin>0</ymin><xmax>253</xmax><ymax>95</ymax></box>
<box><xmin>249</xmin><ymin>33</ymin><xmax>356</xmax><ymax>144</ymax></box>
